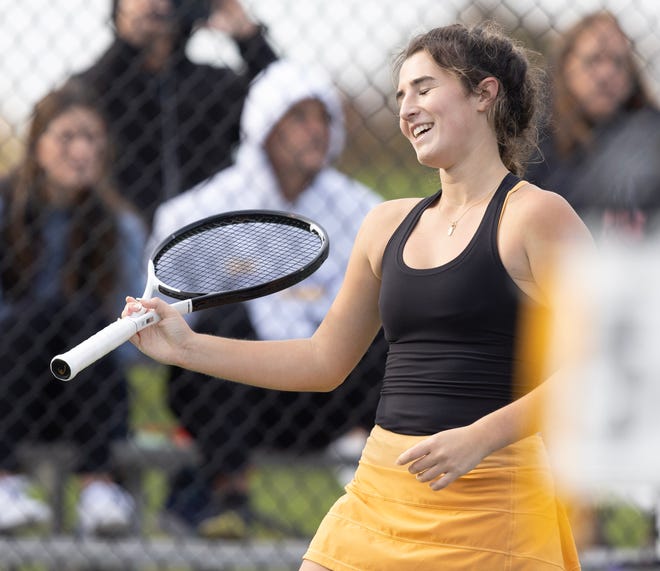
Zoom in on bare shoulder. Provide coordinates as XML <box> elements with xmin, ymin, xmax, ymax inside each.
<box><xmin>506</xmin><ymin>182</ymin><xmax>573</xmax><ymax>217</ymax></box>
<box><xmin>504</xmin><ymin>182</ymin><xmax>591</xmax><ymax>242</ymax></box>
<box><xmin>364</xmin><ymin>197</ymin><xmax>421</xmax><ymax>227</ymax></box>
<box><xmin>499</xmin><ymin>181</ymin><xmax>594</xmax><ymax>302</ymax></box>
<box><xmin>358</xmin><ymin>197</ymin><xmax>426</xmax><ymax>278</ymax></box>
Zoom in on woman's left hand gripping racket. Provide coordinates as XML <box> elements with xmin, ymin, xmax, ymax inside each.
<box><xmin>50</xmin><ymin>210</ymin><xmax>329</xmax><ymax>381</ymax></box>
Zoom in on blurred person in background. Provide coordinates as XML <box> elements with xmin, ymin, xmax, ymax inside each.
<box><xmin>526</xmin><ymin>10</ymin><xmax>660</xmax><ymax>241</ymax></box>
<box><xmin>148</xmin><ymin>60</ymin><xmax>386</xmax><ymax>538</ymax></box>
<box><xmin>0</xmin><ymin>80</ymin><xmax>146</xmax><ymax>536</ymax></box>
<box><xmin>76</xmin><ymin>0</ymin><xmax>277</xmax><ymax>227</ymax></box>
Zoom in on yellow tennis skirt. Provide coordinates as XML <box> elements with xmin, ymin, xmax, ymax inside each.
<box><xmin>304</xmin><ymin>425</ymin><xmax>580</xmax><ymax>571</ymax></box>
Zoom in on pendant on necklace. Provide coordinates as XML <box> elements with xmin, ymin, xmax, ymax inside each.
<box><xmin>448</xmin><ymin>222</ymin><xmax>457</xmax><ymax>236</ymax></box>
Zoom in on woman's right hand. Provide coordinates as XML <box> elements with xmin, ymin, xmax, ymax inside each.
<box><xmin>122</xmin><ymin>296</ymin><xmax>194</xmax><ymax>366</ymax></box>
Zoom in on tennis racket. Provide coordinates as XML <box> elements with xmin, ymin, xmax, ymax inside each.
<box><xmin>50</xmin><ymin>210</ymin><xmax>329</xmax><ymax>381</ymax></box>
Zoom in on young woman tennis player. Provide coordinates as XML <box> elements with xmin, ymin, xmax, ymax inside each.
<box><xmin>124</xmin><ymin>22</ymin><xmax>591</xmax><ymax>570</ymax></box>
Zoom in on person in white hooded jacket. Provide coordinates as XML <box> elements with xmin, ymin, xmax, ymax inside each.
<box><xmin>149</xmin><ymin>60</ymin><xmax>385</xmax><ymax>537</ymax></box>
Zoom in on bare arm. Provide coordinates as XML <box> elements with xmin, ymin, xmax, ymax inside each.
<box><xmin>470</xmin><ymin>189</ymin><xmax>594</xmax><ymax>447</ymax></box>
<box><xmin>124</xmin><ymin>207</ymin><xmax>386</xmax><ymax>392</ymax></box>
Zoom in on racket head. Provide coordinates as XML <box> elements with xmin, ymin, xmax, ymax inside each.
<box><xmin>150</xmin><ymin>210</ymin><xmax>329</xmax><ymax>310</ymax></box>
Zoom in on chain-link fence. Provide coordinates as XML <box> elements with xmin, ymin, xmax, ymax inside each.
<box><xmin>1</xmin><ymin>0</ymin><xmax>660</xmax><ymax>569</ymax></box>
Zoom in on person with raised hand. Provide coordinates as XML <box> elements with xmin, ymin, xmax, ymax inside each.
<box><xmin>77</xmin><ymin>0</ymin><xmax>277</xmax><ymax>227</ymax></box>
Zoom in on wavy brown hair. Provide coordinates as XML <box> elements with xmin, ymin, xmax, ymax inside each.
<box><xmin>550</xmin><ymin>11</ymin><xmax>655</xmax><ymax>158</ymax></box>
<box><xmin>395</xmin><ymin>21</ymin><xmax>544</xmax><ymax>176</ymax></box>
<box><xmin>1</xmin><ymin>80</ymin><xmax>132</xmax><ymax>305</ymax></box>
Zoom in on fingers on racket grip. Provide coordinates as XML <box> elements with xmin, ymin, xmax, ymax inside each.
<box><xmin>50</xmin><ymin>318</ymin><xmax>140</xmax><ymax>381</ymax></box>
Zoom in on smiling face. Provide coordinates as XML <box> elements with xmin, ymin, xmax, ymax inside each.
<box><xmin>264</xmin><ymin>98</ymin><xmax>331</xmax><ymax>182</ymax></box>
<box><xmin>36</xmin><ymin>106</ymin><xmax>107</xmax><ymax>203</ymax></box>
<box><xmin>396</xmin><ymin>50</ymin><xmax>484</xmax><ymax>170</ymax></box>
<box><xmin>564</xmin><ymin>18</ymin><xmax>634</xmax><ymax>122</ymax></box>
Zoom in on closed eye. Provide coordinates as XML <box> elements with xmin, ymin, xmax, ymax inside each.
<box><xmin>395</xmin><ymin>77</ymin><xmax>437</xmax><ymax>114</ymax></box>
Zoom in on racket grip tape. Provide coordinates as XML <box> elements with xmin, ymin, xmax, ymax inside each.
<box><xmin>50</xmin><ymin>311</ymin><xmax>160</xmax><ymax>381</ymax></box>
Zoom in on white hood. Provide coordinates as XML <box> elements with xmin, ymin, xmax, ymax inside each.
<box><xmin>237</xmin><ymin>59</ymin><xmax>346</xmax><ymax>166</ymax></box>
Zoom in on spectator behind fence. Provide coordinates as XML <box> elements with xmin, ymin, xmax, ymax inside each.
<box><xmin>124</xmin><ymin>22</ymin><xmax>594</xmax><ymax>569</ymax></box>
<box><xmin>526</xmin><ymin>10</ymin><xmax>660</xmax><ymax>240</ymax></box>
<box><xmin>0</xmin><ymin>80</ymin><xmax>147</xmax><ymax>536</ymax></box>
<box><xmin>147</xmin><ymin>60</ymin><xmax>385</xmax><ymax>538</ymax></box>
<box><xmin>75</xmin><ymin>0</ymin><xmax>277</xmax><ymax>227</ymax></box>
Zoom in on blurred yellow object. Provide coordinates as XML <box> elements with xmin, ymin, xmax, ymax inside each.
<box><xmin>533</xmin><ymin>241</ymin><xmax>660</xmax><ymax>494</ymax></box>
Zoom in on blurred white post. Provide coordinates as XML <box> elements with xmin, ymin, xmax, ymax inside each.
<box><xmin>543</xmin><ymin>237</ymin><xmax>660</xmax><ymax>553</ymax></box>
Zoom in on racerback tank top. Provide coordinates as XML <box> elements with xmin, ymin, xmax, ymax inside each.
<box><xmin>376</xmin><ymin>173</ymin><xmax>532</xmax><ymax>436</ymax></box>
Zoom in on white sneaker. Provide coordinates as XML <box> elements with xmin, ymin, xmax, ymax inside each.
<box><xmin>0</xmin><ymin>475</ymin><xmax>52</xmax><ymax>531</ymax></box>
<box><xmin>77</xmin><ymin>481</ymin><xmax>135</xmax><ymax>537</ymax></box>
<box><xmin>326</xmin><ymin>429</ymin><xmax>369</xmax><ymax>487</ymax></box>
<box><xmin>326</xmin><ymin>429</ymin><xmax>368</xmax><ymax>463</ymax></box>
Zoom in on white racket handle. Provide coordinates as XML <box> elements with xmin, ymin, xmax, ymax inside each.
<box><xmin>50</xmin><ymin>299</ymin><xmax>191</xmax><ymax>381</ymax></box>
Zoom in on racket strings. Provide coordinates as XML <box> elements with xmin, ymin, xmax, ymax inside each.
<box><xmin>154</xmin><ymin>221</ymin><xmax>323</xmax><ymax>295</ymax></box>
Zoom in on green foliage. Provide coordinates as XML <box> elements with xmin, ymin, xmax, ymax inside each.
<box><xmin>350</xmin><ymin>163</ymin><xmax>438</xmax><ymax>200</ymax></box>
<box><xmin>598</xmin><ymin>501</ymin><xmax>655</xmax><ymax>548</ymax></box>
<box><xmin>126</xmin><ymin>364</ymin><xmax>343</xmax><ymax>539</ymax></box>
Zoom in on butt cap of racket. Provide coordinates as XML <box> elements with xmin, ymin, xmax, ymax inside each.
<box><xmin>50</xmin><ymin>357</ymin><xmax>73</xmax><ymax>381</ymax></box>
<box><xmin>50</xmin><ymin>316</ymin><xmax>142</xmax><ymax>381</ymax></box>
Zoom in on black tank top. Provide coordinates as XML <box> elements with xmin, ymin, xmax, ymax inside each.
<box><xmin>376</xmin><ymin>173</ymin><xmax>532</xmax><ymax>436</ymax></box>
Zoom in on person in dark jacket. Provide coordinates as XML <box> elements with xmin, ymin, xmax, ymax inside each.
<box><xmin>526</xmin><ymin>11</ymin><xmax>660</xmax><ymax>241</ymax></box>
<box><xmin>76</xmin><ymin>0</ymin><xmax>277</xmax><ymax>226</ymax></box>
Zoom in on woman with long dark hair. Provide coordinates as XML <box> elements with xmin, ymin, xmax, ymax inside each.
<box><xmin>0</xmin><ymin>80</ymin><xmax>146</xmax><ymax>535</ymax></box>
<box><xmin>527</xmin><ymin>11</ymin><xmax>660</xmax><ymax>239</ymax></box>
<box><xmin>123</xmin><ymin>22</ymin><xmax>593</xmax><ymax>569</ymax></box>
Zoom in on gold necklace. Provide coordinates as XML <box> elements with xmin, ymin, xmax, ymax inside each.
<box><xmin>445</xmin><ymin>190</ymin><xmax>495</xmax><ymax>236</ymax></box>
